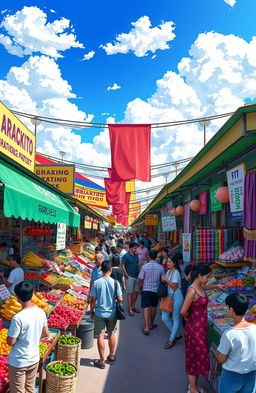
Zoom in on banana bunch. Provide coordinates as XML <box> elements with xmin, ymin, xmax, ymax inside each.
<box><xmin>23</xmin><ymin>252</ymin><xmax>44</xmax><ymax>267</ymax></box>
<box><xmin>1</xmin><ymin>296</ymin><xmax>22</xmax><ymax>320</ymax></box>
<box><xmin>32</xmin><ymin>292</ymin><xmax>49</xmax><ymax>309</ymax></box>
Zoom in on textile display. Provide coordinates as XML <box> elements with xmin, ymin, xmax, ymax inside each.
<box><xmin>243</xmin><ymin>171</ymin><xmax>256</xmax><ymax>262</ymax></box>
<box><xmin>195</xmin><ymin>228</ymin><xmax>243</xmax><ymax>263</ymax></box>
<box><xmin>167</xmin><ymin>230</ymin><xmax>183</xmax><ymax>244</ymax></box>
<box><xmin>109</xmin><ymin>124</ymin><xmax>151</xmax><ymax>182</ymax></box>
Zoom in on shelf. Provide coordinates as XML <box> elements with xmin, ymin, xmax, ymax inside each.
<box><xmin>215</xmin><ymin>260</ymin><xmax>252</xmax><ymax>268</ymax></box>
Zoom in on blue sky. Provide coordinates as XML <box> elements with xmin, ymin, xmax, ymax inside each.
<box><xmin>0</xmin><ymin>0</ymin><xmax>256</xmax><ymax>200</ymax></box>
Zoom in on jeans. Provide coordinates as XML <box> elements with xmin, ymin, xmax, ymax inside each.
<box><xmin>161</xmin><ymin>292</ymin><xmax>183</xmax><ymax>341</ymax></box>
<box><xmin>218</xmin><ymin>369</ymin><xmax>256</xmax><ymax>393</ymax></box>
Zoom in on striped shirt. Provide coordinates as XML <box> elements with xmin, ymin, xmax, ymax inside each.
<box><xmin>138</xmin><ymin>261</ymin><xmax>165</xmax><ymax>293</ymax></box>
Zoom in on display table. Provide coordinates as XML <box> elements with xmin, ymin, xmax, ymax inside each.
<box><xmin>216</xmin><ymin>260</ymin><xmax>252</xmax><ymax>268</ymax></box>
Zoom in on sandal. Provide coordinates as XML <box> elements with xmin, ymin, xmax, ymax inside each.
<box><xmin>142</xmin><ymin>329</ymin><xmax>149</xmax><ymax>335</ymax></box>
<box><xmin>107</xmin><ymin>355</ymin><xmax>116</xmax><ymax>365</ymax></box>
<box><xmin>164</xmin><ymin>340</ymin><xmax>174</xmax><ymax>349</ymax></box>
<box><xmin>94</xmin><ymin>360</ymin><xmax>105</xmax><ymax>369</ymax></box>
<box><xmin>175</xmin><ymin>334</ymin><xmax>183</xmax><ymax>341</ymax></box>
<box><xmin>149</xmin><ymin>324</ymin><xmax>158</xmax><ymax>330</ymax></box>
<box><xmin>132</xmin><ymin>308</ymin><xmax>141</xmax><ymax>313</ymax></box>
<box><xmin>128</xmin><ymin>311</ymin><xmax>134</xmax><ymax>316</ymax></box>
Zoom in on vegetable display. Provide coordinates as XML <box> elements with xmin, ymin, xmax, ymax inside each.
<box><xmin>48</xmin><ymin>362</ymin><xmax>76</xmax><ymax>376</ymax></box>
<box><xmin>60</xmin><ymin>299</ymin><xmax>87</xmax><ymax>311</ymax></box>
<box><xmin>39</xmin><ymin>342</ymin><xmax>50</xmax><ymax>357</ymax></box>
<box><xmin>219</xmin><ymin>246</ymin><xmax>244</xmax><ymax>263</ymax></box>
<box><xmin>58</xmin><ymin>335</ymin><xmax>80</xmax><ymax>345</ymax></box>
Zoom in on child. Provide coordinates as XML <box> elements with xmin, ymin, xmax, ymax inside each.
<box><xmin>7</xmin><ymin>281</ymin><xmax>49</xmax><ymax>393</ymax></box>
<box><xmin>215</xmin><ymin>293</ymin><xmax>256</xmax><ymax>393</ymax></box>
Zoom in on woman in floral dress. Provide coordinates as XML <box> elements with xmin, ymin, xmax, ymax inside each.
<box><xmin>181</xmin><ymin>264</ymin><xmax>212</xmax><ymax>393</ymax></box>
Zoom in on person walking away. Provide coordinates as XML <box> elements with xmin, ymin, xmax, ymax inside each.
<box><xmin>100</xmin><ymin>239</ymin><xmax>110</xmax><ymax>260</ymax></box>
<box><xmin>158</xmin><ymin>248</ymin><xmax>169</xmax><ymax>270</ymax></box>
<box><xmin>138</xmin><ymin>250</ymin><xmax>165</xmax><ymax>335</ymax></box>
<box><xmin>0</xmin><ymin>255</ymin><xmax>24</xmax><ymax>294</ymax></box>
<box><xmin>7</xmin><ymin>281</ymin><xmax>49</xmax><ymax>393</ymax></box>
<box><xmin>90</xmin><ymin>261</ymin><xmax>122</xmax><ymax>369</ymax></box>
<box><xmin>140</xmin><ymin>233</ymin><xmax>150</xmax><ymax>250</ymax></box>
<box><xmin>161</xmin><ymin>255</ymin><xmax>183</xmax><ymax>349</ymax></box>
<box><xmin>121</xmin><ymin>241</ymin><xmax>140</xmax><ymax>316</ymax></box>
<box><xmin>215</xmin><ymin>293</ymin><xmax>256</xmax><ymax>393</ymax></box>
<box><xmin>89</xmin><ymin>253</ymin><xmax>104</xmax><ymax>310</ymax></box>
<box><xmin>111</xmin><ymin>255</ymin><xmax>126</xmax><ymax>292</ymax></box>
<box><xmin>137</xmin><ymin>240</ymin><xmax>149</xmax><ymax>271</ymax></box>
<box><xmin>109</xmin><ymin>246</ymin><xmax>118</xmax><ymax>262</ymax></box>
<box><xmin>181</xmin><ymin>264</ymin><xmax>212</xmax><ymax>393</ymax></box>
<box><xmin>117</xmin><ymin>244</ymin><xmax>126</xmax><ymax>261</ymax></box>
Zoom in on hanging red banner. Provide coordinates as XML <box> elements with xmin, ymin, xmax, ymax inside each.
<box><xmin>109</xmin><ymin>124</ymin><xmax>151</xmax><ymax>182</ymax></box>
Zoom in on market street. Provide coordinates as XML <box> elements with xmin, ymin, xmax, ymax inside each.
<box><xmin>77</xmin><ymin>307</ymin><xmax>188</xmax><ymax>393</ymax></box>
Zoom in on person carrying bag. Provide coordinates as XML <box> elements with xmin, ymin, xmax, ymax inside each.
<box><xmin>160</xmin><ymin>255</ymin><xmax>183</xmax><ymax>349</ymax></box>
<box><xmin>114</xmin><ymin>280</ymin><xmax>126</xmax><ymax>320</ymax></box>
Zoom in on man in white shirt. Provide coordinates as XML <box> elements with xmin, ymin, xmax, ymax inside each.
<box><xmin>215</xmin><ymin>293</ymin><xmax>256</xmax><ymax>393</ymax></box>
<box><xmin>0</xmin><ymin>255</ymin><xmax>24</xmax><ymax>294</ymax></box>
<box><xmin>117</xmin><ymin>244</ymin><xmax>126</xmax><ymax>261</ymax></box>
<box><xmin>7</xmin><ymin>281</ymin><xmax>49</xmax><ymax>393</ymax></box>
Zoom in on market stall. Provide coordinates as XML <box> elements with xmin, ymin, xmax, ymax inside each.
<box><xmin>0</xmin><ymin>238</ymin><xmax>99</xmax><ymax>393</ymax></box>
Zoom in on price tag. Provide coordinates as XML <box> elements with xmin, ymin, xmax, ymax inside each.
<box><xmin>0</xmin><ymin>284</ymin><xmax>11</xmax><ymax>300</ymax></box>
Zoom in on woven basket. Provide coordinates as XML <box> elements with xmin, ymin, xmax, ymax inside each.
<box><xmin>46</xmin><ymin>361</ymin><xmax>77</xmax><ymax>393</ymax></box>
<box><xmin>57</xmin><ymin>338</ymin><xmax>81</xmax><ymax>370</ymax></box>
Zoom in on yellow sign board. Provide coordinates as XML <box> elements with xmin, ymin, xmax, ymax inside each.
<box><xmin>35</xmin><ymin>165</ymin><xmax>75</xmax><ymax>195</ymax></box>
<box><xmin>0</xmin><ymin>101</ymin><xmax>36</xmax><ymax>171</ymax></box>
<box><xmin>93</xmin><ymin>223</ymin><xmax>99</xmax><ymax>230</ymax></box>
<box><xmin>126</xmin><ymin>180</ymin><xmax>135</xmax><ymax>201</ymax></box>
<box><xmin>75</xmin><ymin>184</ymin><xmax>108</xmax><ymax>208</ymax></box>
<box><xmin>84</xmin><ymin>220</ymin><xmax>92</xmax><ymax>229</ymax></box>
<box><xmin>145</xmin><ymin>214</ymin><xmax>159</xmax><ymax>226</ymax></box>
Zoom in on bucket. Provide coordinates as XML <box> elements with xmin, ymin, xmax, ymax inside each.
<box><xmin>76</xmin><ymin>319</ymin><xmax>94</xmax><ymax>349</ymax></box>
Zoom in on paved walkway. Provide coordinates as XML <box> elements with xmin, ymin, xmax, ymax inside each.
<box><xmin>77</xmin><ymin>306</ymin><xmax>188</xmax><ymax>393</ymax></box>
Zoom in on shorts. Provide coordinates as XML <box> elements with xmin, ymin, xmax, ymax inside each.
<box><xmin>141</xmin><ymin>291</ymin><xmax>159</xmax><ymax>308</ymax></box>
<box><xmin>218</xmin><ymin>369</ymin><xmax>256</xmax><ymax>393</ymax></box>
<box><xmin>125</xmin><ymin>277</ymin><xmax>139</xmax><ymax>294</ymax></box>
<box><xmin>94</xmin><ymin>316</ymin><xmax>117</xmax><ymax>335</ymax></box>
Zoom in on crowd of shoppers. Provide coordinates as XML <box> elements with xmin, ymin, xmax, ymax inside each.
<box><xmin>89</xmin><ymin>231</ymin><xmax>256</xmax><ymax>393</ymax></box>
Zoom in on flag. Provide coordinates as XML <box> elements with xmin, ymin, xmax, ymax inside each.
<box><xmin>109</xmin><ymin>124</ymin><xmax>151</xmax><ymax>182</ymax></box>
<box><xmin>104</xmin><ymin>171</ymin><xmax>125</xmax><ymax>205</ymax></box>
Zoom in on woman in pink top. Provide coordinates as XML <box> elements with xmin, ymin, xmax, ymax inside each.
<box><xmin>137</xmin><ymin>241</ymin><xmax>149</xmax><ymax>270</ymax></box>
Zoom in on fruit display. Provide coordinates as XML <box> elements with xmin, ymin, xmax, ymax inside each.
<box><xmin>225</xmin><ymin>279</ymin><xmax>244</xmax><ymax>287</ymax></box>
<box><xmin>50</xmin><ymin>305</ymin><xmax>83</xmax><ymax>325</ymax></box>
<box><xmin>56</xmin><ymin>277</ymin><xmax>74</xmax><ymax>286</ymax></box>
<box><xmin>219</xmin><ymin>245</ymin><xmax>244</xmax><ymax>263</ymax></box>
<box><xmin>40</xmin><ymin>292</ymin><xmax>62</xmax><ymax>304</ymax></box>
<box><xmin>1</xmin><ymin>296</ymin><xmax>22</xmax><ymax>320</ymax></box>
<box><xmin>39</xmin><ymin>342</ymin><xmax>50</xmax><ymax>357</ymax></box>
<box><xmin>47</xmin><ymin>361</ymin><xmax>76</xmax><ymax>376</ymax></box>
<box><xmin>24</xmin><ymin>272</ymin><xmax>41</xmax><ymax>281</ymax></box>
<box><xmin>47</xmin><ymin>313</ymin><xmax>68</xmax><ymax>330</ymax></box>
<box><xmin>0</xmin><ymin>355</ymin><xmax>9</xmax><ymax>392</ymax></box>
<box><xmin>41</xmin><ymin>272</ymin><xmax>59</xmax><ymax>285</ymax></box>
<box><xmin>64</xmin><ymin>294</ymin><xmax>76</xmax><ymax>301</ymax></box>
<box><xmin>0</xmin><ymin>330</ymin><xmax>11</xmax><ymax>354</ymax></box>
<box><xmin>23</xmin><ymin>252</ymin><xmax>44</xmax><ymax>267</ymax></box>
<box><xmin>60</xmin><ymin>298</ymin><xmax>87</xmax><ymax>311</ymax></box>
<box><xmin>58</xmin><ymin>335</ymin><xmax>80</xmax><ymax>345</ymax></box>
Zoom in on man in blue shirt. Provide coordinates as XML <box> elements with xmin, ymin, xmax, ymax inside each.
<box><xmin>121</xmin><ymin>241</ymin><xmax>140</xmax><ymax>316</ymax></box>
<box><xmin>90</xmin><ymin>261</ymin><xmax>122</xmax><ymax>369</ymax></box>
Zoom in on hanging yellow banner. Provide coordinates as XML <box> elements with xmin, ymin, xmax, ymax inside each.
<box><xmin>126</xmin><ymin>180</ymin><xmax>135</xmax><ymax>201</ymax></box>
<box><xmin>75</xmin><ymin>183</ymin><xmax>108</xmax><ymax>208</ymax></box>
<box><xmin>0</xmin><ymin>101</ymin><xmax>36</xmax><ymax>171</ymax></box>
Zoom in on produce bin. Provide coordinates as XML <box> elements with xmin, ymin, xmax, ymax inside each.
<box><xmin>57</xmin><ymin>337</ymin><xmax>81</xmax><ymax>370</ymax></box>
<box><xmin>45</xmin><ymin>361</ymin><xmax>77</xmax><ymax>393</ymax></box>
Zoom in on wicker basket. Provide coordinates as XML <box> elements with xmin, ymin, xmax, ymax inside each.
<box><xmin>57</xmin><ymin>338</ymin><xmax>81</xmax><ymax>370</ymax></box>
<box><xmin>46</xmin><ymin>361</ymin><xmax>77</xmax><ymax>393</ymax></box>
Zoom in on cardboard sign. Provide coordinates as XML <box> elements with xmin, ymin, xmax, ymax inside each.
<box><xmin>56</xmin><ymin>222</ymin><xmax>66</xmax><ymax>251</ymax></box>
<box><xmin>161</xmin><ymin>215</ymin><xmax>176</xmax><ymax>232</ymax></box>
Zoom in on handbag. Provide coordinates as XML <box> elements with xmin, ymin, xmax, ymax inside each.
<box><xmin>114</xmin><ymin>280</ymin><xmax>126</xmax><ymax>320</ymax></box>
<box><xmin>160</xmin><ymin>295</ymin><xmax>174</xmax><ymax>312</ymax></box>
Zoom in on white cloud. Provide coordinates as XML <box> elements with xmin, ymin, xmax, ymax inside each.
<box><xmin>0</xmin><ymin>6</ymin><xmax>83</xmax><ymax>58</ymax></box>
<box><xmin>82</xmin><ymin>51</ymin><xmax>95</xmax><ymax>61</ymax></box>
<box><xmin>1</xmin><ymin>9</ymin><xmax>8</xmax><ymax>15</ymax></box>
<box><xmin>101</xmin><ymin>16</ymin><xmax>175</xmax><ymax>57</ymax></box>
<box><xmin>50</xmin><ymin>9</ymin><xmax>56</xmax><ymax>14</ymax></box>
<box><xmin>224</xmin><ymin>0</ymin><xmax>236</xmax><ymax>6</ymax></box>
<box><xmin>107</xmin><ymin>83</ymin><xmax>121</xmax><ymax>91</ymax></box>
